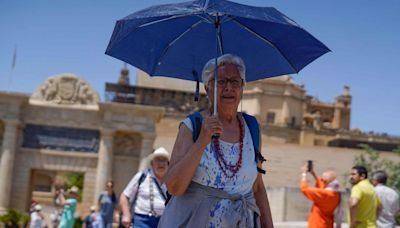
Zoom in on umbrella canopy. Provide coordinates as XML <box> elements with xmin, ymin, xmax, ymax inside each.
<box><xmin>105</xmin><ymin>0</ymin><xmax>330</xmax><ymax>83</ymax></box>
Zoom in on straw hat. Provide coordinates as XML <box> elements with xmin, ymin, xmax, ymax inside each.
<box><xmin>90</xmin><ymin>205</ymin><xmax>96</xmax><ymax>212</ymax></box>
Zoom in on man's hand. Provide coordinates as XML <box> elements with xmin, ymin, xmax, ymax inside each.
<box><xmin>350</xmin><ymin>221</ymin><xmax>360</xmax><ymax>228</ymax></box>
<box><xmin>122</xmin><ymin>213</ymin><xmax>131</xmax><ymax>228</ymax></box>
<box><xmin>301</xmin><ymin>164</ymin><xmax>308</xmax><ymax>173</ymax></box>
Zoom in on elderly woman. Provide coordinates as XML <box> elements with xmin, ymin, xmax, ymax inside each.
<box><xmin>120</xmin><ymin>147</ymin><xmax>170</xmax><ymax>228</ymax></box>
<box><xmin>158</xmin><ymin>54</ymin><xmax>273</xmax><ymax>227</ymax></box>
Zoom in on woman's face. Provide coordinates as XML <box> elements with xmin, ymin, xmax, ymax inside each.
<box><xmin>105</xmin><ymin>181</ymin><xmax>113</xmax><ymax>192</ymax></box>
<box><xmin>151</xmin><ymin>156</ymin><xmax>169</xmax><ymax>178</ymax></box>
<box><xmin>205</xmin><ymin>63</ymin><xmax>243</xmax><ymax>112</ymax></box>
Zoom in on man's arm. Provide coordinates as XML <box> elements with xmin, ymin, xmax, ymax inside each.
<box><xmin>119</xmin><ymin>172</ymin><xmax>142</xmax><ymax>228</ymax></box>
<box><xmin>349</xmin><ymin>197</ymin><xmax>359</xmax><ymax>228</ymax></box>
<box><xmin>376</xmin><ymin>201</ymin><xmax>382</xmax><ymax>218</ymax></box>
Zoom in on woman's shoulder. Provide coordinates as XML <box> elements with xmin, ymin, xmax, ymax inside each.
<box><xmin>182</xmin><ymin>110</ymin><xmax>208</xmax><ymax>131</ymax></box>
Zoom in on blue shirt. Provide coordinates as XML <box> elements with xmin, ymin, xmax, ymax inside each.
<box><xmin>98</xmin><ymin>193</ymin><xmax>117</xmax><ymax>223</ymax></box>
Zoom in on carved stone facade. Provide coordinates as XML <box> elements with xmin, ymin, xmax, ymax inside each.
<box><xmin>30</xmin><ymin>74</ymin><xmax>100</xmax><ymax>106</ymax></box>
<box><xmin>0</xmin><ymin>74</ymin><xmax>163</xmax><ymax>215</ymax></box>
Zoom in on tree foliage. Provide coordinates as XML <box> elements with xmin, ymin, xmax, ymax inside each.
<box><xmin>64</xmin><ymin>172</ymin><xmax>84</xmax><ymax>202</ymax></box>
<box><xmin>0</xmin><ymin>209</ymin><xmax>29</xmax><ymax>228</ymax></box>
<box><xmin>353</xmin><ymin>144</ymin><xmax>400</xmax><ymax>191</ymax></box>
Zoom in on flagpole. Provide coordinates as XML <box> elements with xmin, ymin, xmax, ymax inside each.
<box><xmin>7</xmin><ymin>45</ymin><xmax>17</xmax><ymax>91</ymax></box>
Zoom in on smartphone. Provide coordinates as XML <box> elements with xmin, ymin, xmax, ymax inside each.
<box><xmin>307</xmin><ymin>160</ymin><xmax>313</xmax><ymax>172</ymax></box>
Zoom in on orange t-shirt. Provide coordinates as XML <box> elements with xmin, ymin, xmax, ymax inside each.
<box><xmin>300</xmin><ymin>178</ymin><xmax>341</xmax><ymax>228</ymax></box>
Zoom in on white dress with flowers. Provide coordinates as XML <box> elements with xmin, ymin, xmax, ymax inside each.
<box><xmin>182</xmin><ymin>115</ymin><xmax>258</xmax><ymax>227</ymax></box>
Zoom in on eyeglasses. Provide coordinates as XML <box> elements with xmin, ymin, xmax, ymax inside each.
<box><xmin>210</xmin><ymin>78</ymin><xmax>243</xmax><ymax>88</ymax></box>
<box><xmin>153</xmin><ymin>157</ymin><xmax>169</xmax><ymax>163</ymax></box>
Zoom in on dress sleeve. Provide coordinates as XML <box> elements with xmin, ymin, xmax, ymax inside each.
<box><xmin>180</xmin><ymin>117</ymin><xmax>193</xmax><ymax>132</ymax></box>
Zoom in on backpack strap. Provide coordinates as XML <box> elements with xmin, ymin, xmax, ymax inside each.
<box><xmin>242</xmin><ymin>113</ymin><xmax>267</xmax><ymax>174</ymax></box>
<box><xmin>187</xmin><ymin>111</ymin><xmax>203</xmax><ymax>142</ymax></box>
<box><xmin>130</xmin><ymin>169</ymin><xmax>148</xmax><ymax>212</ymax></box>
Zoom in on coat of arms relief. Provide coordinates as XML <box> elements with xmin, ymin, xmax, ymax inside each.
<box><xmin>31</xmin><ymin>74</ymin><xmax>100</xmax><ymax>105</ymax></box>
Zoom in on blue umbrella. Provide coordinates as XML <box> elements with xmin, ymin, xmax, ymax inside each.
<box><xmin>105</xmin><ymin>0</ymin><xmax>330</xmax><ymax>113</ymax></box>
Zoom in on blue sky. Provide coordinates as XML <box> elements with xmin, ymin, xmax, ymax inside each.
<box><xmin>0</xmin><ymin>0</ymin><xmax>399</xmax><ymax>136</ymax></box>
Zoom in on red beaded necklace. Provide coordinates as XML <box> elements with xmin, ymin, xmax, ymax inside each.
<box><xmin>212</xmin><ymin>115</ymin><xmax>244</xmax><ymax>179</ymax></box>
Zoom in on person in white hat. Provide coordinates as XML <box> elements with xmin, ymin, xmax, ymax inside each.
<box><xmin>29</xmin><ymin>204</ymin><xmax>45</xmax><ymax>228</ymax></box>
<box><xmin>120</xmin><ymin>147</ymin><xmax>170</xmax><ymax>228</ymax></box>
<box><xmin>57</xmin><ymin>186</ymin><xmax>79</xmax><ymax>228</ymax></box>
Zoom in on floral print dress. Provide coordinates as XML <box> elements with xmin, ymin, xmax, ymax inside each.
<box><xmin>182</xmin><ymin>115</ymin><xmax>258</xmax><ymax>227</ymax></box>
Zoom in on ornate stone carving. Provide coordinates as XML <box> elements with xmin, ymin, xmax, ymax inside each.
<box><xmin>31</xmin><ymin>74</ymin><xmax>100</xmax><ymax>105</ymax></box>
<box><xmin>114</xmin><ymin>132</ymin><xmax>142</xmax><ymax>156</ymax></box>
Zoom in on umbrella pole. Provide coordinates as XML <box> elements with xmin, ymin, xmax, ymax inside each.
<box><xmin>213</xmin><ymin>14</ymin><xmax>221</xmax><ymax>138</ymax></box>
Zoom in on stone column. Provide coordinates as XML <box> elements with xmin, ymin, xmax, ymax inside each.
<box><xmin>94</xmin><ymin>128</ymin><xmax>114</xmax><ymax>201</ymax></box>
<box><xmin>281</xmin><ymin>87</ymin><xmax>291</xmax><ymax>126</ymax></box>
<box><xmin>0</xmin><ymin>119</ymin><xmax>20</xmax><ymax>211</ymax></box>
<box><xmin>281</xmin><ymin>99</ymin><xmax>290</xmax><ymax>126</ymax></box>
<box><xmin>138</xmin><ymin>133</ymin><xmax>156</xmax><ymax>171</ymax></box>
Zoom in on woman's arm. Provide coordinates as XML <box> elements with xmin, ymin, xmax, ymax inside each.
<box><xmin>253</xmin><ymin>167</ymin><xmax>274</xmax><ymax>228</ymax></box>
<box><xmin>164</xmin><ymin>114</ymin><xmax>222</xmax><ymax>196</ymax></box>
<box><xmin>57</xmin><ymin>190</ymin><xmax>69</xmax><ymax>206</ymax></box>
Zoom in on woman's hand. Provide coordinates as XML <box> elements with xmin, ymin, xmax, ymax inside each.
<box><xmin>198</xmin><ymin>113</ymin><xmax>223</xmax><ymax>145</ymax></box>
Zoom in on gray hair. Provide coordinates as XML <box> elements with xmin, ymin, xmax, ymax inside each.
<box><xmin>372</xmin><ymin>170</ymin><xmax>388</xmax><ymax>185</ymax></box>
<box><xmin>201</xmin><ymin>54</ymin><xmax>246</xmax><ymax>85</ymax></box>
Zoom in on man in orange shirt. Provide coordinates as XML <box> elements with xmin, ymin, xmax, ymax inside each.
<box><xmin>300</xmin><ymin>163</ymin><xmax>341</xmax><ymax>228</ymax></box>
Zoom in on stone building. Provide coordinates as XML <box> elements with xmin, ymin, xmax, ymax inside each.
<box><xmin>120</xmin><ymin>70</ymin><xmax>399</xmax><ymax>151</ymax></box>
<box><xmin>0</xmin><ymin>73</ymin><xmax>163</xmax><ymax>214</ymax></box>
<box><xmin>1</xmin><ymin>68</ymin><xmax>399</xmax><ymax>223</ymax></box>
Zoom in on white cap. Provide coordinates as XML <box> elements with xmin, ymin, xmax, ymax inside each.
<box><xmin>34</xmin><ymin>204</ymin><xmax>42</xmax><ymax>211</ymax></box>
<box><xmin>148</xmin><ymin>147</ymin><xmax>170</xmax><ymax>161</ymax></box>
<box><xmin>90</xmin><ymin>205</ymin><xmax>96</xmax><ymax>212</ymax></box>
<box><xmin>69</xmin><ymin>186</ymin><xmax>79</xmax><ymax>194</ymax></box>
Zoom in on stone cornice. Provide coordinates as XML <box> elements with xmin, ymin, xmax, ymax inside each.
<box><xmin>99</xmin><ymin>102</ymin><xmax>164</xmax><ymax>122</ymax></box>
<box><xmin>0</xmin><ymin>91</ymin><xmax>30</xmax><ymax>103</ymax></box>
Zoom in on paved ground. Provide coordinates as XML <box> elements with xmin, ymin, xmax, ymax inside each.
<box><xmin>275</xmin><ymin>222</ymin><xmax>349</xmax><ymax>228</ymax></box>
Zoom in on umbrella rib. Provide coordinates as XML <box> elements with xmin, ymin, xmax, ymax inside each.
<box><xmin>229</xmin><ymin>17</ymin><xmax>298</xmax><ymax>73</ymax></box>
<box><xmin>110</xmin><ymin>13</ymin><xmax>203</xmax><ymax>47</ymax></box>
<box><xmin>137</xmin><ymin>12</ymin><xmax>201</xmax><ymax>28</ymax></box>
<box><xmin>151</xmin><ymin>19</ymin><xmax>204</xmax><ymax>75</ymax></box>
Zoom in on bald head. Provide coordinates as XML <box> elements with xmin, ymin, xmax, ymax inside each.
<box><xmin>322</xmin><ymin>170</ymin><xmax>337</xmax><ymax>184</ymax></box>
